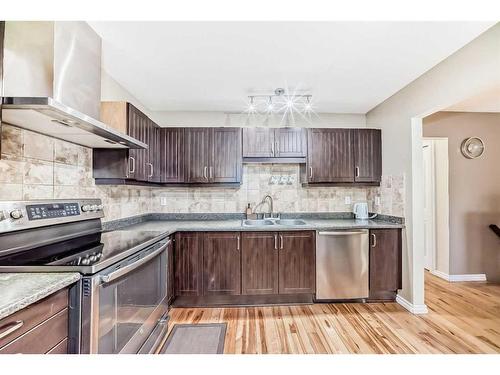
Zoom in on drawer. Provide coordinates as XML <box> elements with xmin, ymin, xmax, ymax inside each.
<box><xmin>0</xmin><ymin>308</ymin><xmax>68</xmax><ymax>354</ymax></box>
<box><xmin>0</xmin><ymin>288</ymin><xmax>68</xmax><ymax>348</ymax></box>
<box><xmin>46</xmin><ymin>338</ymin><xmax>68</xmax><ymax>354</ymax></box>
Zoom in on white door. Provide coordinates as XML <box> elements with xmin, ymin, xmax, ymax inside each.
<box><xmin>422</xmin><ymin>140</ymin><xmax>435</xmax><ymax>271</ymax></box>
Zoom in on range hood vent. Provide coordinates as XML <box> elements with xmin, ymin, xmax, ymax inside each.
<box><xmin>1</xmin><ymin>21</ymin><xmax>146</xmax><ymax>149</ymax></box>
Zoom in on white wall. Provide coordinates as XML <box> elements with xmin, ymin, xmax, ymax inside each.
<box><xmin>366</xmin><ymin>23</ymin><xmax>500</xmax><ymax>308</ymax></box>
<box><xmin>101</xmin><ymin>71</ymin><xmax>366</xmax><ymax>128</ymax></box>
<box><xmin>152</xmin><ymin>111</ymin><xmax>366</xmax><ymax>128</ymax></box>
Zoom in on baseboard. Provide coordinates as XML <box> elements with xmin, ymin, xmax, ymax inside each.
<box><xmin>449</xmin><ymin>274</ymin><xmax>487</xmax><ymax>282</ymax></box>
<box><xmin>430</xmin><ymin>269</ymin><xmax>450</xmax><ymax>281</ymax></box>
<box><xmin>396</xmin><ymin>295</ymin><xmax>428</xmax><ymax>315</ymax></box>
<box><xmin>430</xmin><ymin>270</ymin><xmax>487</xmax><ymax>282</ymax></box>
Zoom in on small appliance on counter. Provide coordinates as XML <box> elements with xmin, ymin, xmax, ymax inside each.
<box><xmin>353</xmin><ymin>202</ymin><xmax>377</xmax><ymax>220</ymax></box>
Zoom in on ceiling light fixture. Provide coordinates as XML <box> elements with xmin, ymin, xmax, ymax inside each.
<box><xmin>243</xmin><ymin>88</ymin><xmax>314</xmax><ymax>119</ymax></box>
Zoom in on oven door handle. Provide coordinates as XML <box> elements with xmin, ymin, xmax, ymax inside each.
<box><xmin>100</xmin><ymin>240</ymin><xmax>170</xmax><ymax>285</ymax></box>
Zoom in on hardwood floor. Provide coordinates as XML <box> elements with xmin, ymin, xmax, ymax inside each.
<box><xmin>166</xmin><ymin>272</ymin><xmax>500</xmax><ymax>354</ymax></box>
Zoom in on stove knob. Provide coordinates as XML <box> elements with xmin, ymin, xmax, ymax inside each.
<box><xmin>89</xmin><ymin>255</ymin><xmax>97</xmax><ymax>262</ymax></box>
<box><xmin>96</xmin><ymin>204</ymin><xmax>104</xmax><ymax>211</ymax></box>
<box><xmin>10</xmin><ymin>209</ymin><xmax>23</xmax><ymax>220</ymax></box>
<box><xmin>81</xmin><ymin>258</ymin><xmax>91</xmax><ymax>265</ymax></box>
<box><xmin>81</xmin><ymin>205</ymin><xmax>91</xmax><ymax>212</ymax></box>
<box><xmin>90</xmin><ymin>205</ymin><xmax>98</xmax><ymax>211</ymax></box>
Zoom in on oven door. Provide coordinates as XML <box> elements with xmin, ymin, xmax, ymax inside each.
<box><xmin>81</xmin><ymin>239</ymin><xmax>169</xmax><ymax>354</ymax></box>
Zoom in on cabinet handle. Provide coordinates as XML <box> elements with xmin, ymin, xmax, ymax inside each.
<box><xmin>271</xmin><ymin>142</ymin><xmax>275</xmax><ymax>157</ymax></box>
<box><xmin>275</xmin><ymin>141</ymin><xmax>279</xmax><ymax>156</ymax></box>
<box><xmin>148</xmin><ymin>163</ymin><xmax>153</xmax><ymax>178</ymax></box>
<box><xmin>204</xmin><ymin>166</ymin><xmax>208</xmax><ymax>180</ymax></box>
<box><xmin>0</xmin><ymin>320</ymin><xmax>24</xmax><ymax>340</ymax></box>
<box><xmin>274</xmin><ymin>234</ymin><xmax>278</xmax><ymax>250</ymax></box>
<box><xmin>309</xmin><ymin>167</ymin><xmax>313</xmax><ymax>179</ymax></box>
<box><xmin>355</xmin><ymin>166</ymin><xmax>360</xmax><ymax>178</ymax></box>
<box><xmin>209</xmin><ymin>166</ymin><xmax>213</xmax><ymax>179</ymax></box>
<box><xmin>237</xmin><ymin>235</ymin><xmax>240</xmax><ymax>250</ymax></box>
<box><xmin>279</xmin><ymin>234</ymin><xmax>283</xmax><ymax>250</ymax></box>
<box><xmin>371</xmin><ymin>233</ymin><xmax>377</xmax><ymax>248</ymax></box>
<box><xmin>128</xmin><ymin>156</ymin><xmax>136</xmax><ymax>174</ymax></box>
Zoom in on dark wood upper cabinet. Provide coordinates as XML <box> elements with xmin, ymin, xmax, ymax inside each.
<box><xmin>174</xmin><ymin>232</ymin><xmax>203</xmax><ymax>297</ymax></box>
<box><xmin>184</xmin><ymin>127</ymin><xmax>242</xmax><ymax>184</ymax></box>
<box><xmin>242</xmin><ymin>127</ymin><xmax>274</xmax><ymax>157</ymax></box>
<box><xmin>353</xmin><ymin>129</ymin><xmax>382</xmax><ymax>183</ymax></box>
<box><xmin>306</xmin><ymin>128</ymin><xmax>354</xmax><ymax>183</ymax></box>
<box><xmin>241</xmin><ymin>232</ymin><xmax>279</xmax><ymax>295</ymax></box>
<box><xmin>184</xmin><ymin>128</ymin><xmax>211</xmax><ymax>183</ymax></box>
<box><xmin>211</xmin><ymin>128</ymin><xmax>242</xmax><ymax>183</ymax></box>
<box><xmin>278</xmin><ymin>231</ymin><xmax>315</xmax><ymax>294</ymax></box>
<box><xmin>160</xmin><ymin>128</ymin><xmax>185</xmax><ymax>183</ymax></box>
<box><xmin>93</xmin><ymin>102</ymin><xmax>158</xmax><ymax>182</ymax></box>
<box><xmin>203</xmin><ymin>232</ymin><xmax>241</xmax><ymax>295</ymax></box>
<box><xmin>243</xmin><ymin>127</ymin><xmax>306</xmax><ymax>161</ymax></box>
<box><xmin>369</xmin><ymin>229</ymin><xmax>402</xmax><ymax>301</ymax></box>
<box><xmin>128</xmin><ymin>103</ymin><xmax>149</xmax><ymax>182</ymax></box>
<box><xmin>274</xmin><ymin>128</ymin><xmax>307</xmax><ymax>158</ymax></box>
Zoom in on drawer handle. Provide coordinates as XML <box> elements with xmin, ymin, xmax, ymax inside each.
<box><xmin>0</xmin><ymin>320</ymin><xmax>24</xmax><ymax>340</ymax></box>
<box><xmin>371</xmin><ymin>233</ymin><xmax>377</xmax><ymax>248</ymax></box>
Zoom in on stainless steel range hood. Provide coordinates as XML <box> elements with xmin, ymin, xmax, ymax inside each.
<box><xmin>1</xmin><ymin>21</ymin><xmax>146</xmax><ymax>149</ymax></box>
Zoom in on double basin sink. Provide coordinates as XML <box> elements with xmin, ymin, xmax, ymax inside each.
<box><xmin>242</xmin><ymin>218</ymin><xmax>307</xmax><ymax>227</ymax></box>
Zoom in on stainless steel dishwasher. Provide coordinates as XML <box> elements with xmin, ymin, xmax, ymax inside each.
<box><xmin>316</xmin><ymin>230</ymin><xmax>369</xmax><ymax>300</ymax></box>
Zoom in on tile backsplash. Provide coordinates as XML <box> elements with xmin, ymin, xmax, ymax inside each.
<box><xmin>0</xmin><ymin>123</ymin><xmax>405</xmax><ymax>221</ymax></box>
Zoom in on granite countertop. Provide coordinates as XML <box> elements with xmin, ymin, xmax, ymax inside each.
<box><xmin>117</xmin><ymin>217</ymin><xmax>404</xmax><ymax>236</ymax></box>
<box><xmin>0</xmin><ymin>273</ymin><xmax>80</xmax><ymax>320</ymax></box>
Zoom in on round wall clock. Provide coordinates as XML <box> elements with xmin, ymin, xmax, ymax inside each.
<box><xmin>460</xmin><ymin>137</ymin><xmax>485</xmax><ymax>159</ymax></box>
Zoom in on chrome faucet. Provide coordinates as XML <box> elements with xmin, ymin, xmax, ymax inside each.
<box><xmin>262</xmin><ymin>195</ymin><xmax>279</xmax><ymax>219</ymax></box>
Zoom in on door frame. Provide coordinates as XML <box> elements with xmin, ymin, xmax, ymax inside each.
<box><xmin>422</xmin><ymin>138</ymin><xmax>437</xmax><ymax>272</ymax></box>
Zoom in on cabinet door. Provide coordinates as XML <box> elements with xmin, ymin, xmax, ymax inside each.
<box><xmin>211</xmin><ymin>128</ymin><xmax>242</xmax><ymax>183</ymax></box>
<box><xmin>369</xmin><ymin>229</ymin><xmax>402</xmax><ymax>300</ymax></box>
<box><xmin>354</xmin><ymin>129</ymin><xmax>381</xmax><ymax>183</ymax></box>
<box><xmin>203</xmin><ymin>232</ymin><xmax>241</xmax><ymax>295</ymax></box>
<box><xmin>147</xmin><ymin>120</ymin><xmax>161</xmax><ymax>182</ymax></box>
<box><xmin>306</xmin><ymin>128</ymin><xmax>354</xmax><ymax>183</ymax></box>
<box><xmin>242</xmin><ymin>127</ymin><xmax>274</xmax><ymax>157</ymax></box>
<box><xmin>128</xmin><ymin>104</ymin><xmax>149</xmax><ymax>181</ymax></box>
<box><xmin>185</xmin><ymin>128</ymin><xmax>211</xmax><ymax>183</ymax></box>
<box><xmin>174</xmin><ymin>232</ymin><xmax>203</xmax><ymax>296</ymax></box>
<box><xmin>160</xmin><ymin>128</ymin><xmax>185</xmax><ymax>183</ymax></box>
<box><xmin>278</xmin><ymin>231</ymin><xmax>315</xmax><ymax>294</ymax></box>
<box><xmin>241</xmin><ymin>232</ymin><xmax>279</xmax><ymax>295</ymax></box>
<box><xmin>275</xmin><ymin>128</ymin><xmax>306</xmax><ymax>158</ymax></box>
<box><xmin>166</xmin><ymin>239</ymin><xmax>175</xmax><ymax>304</ymax></box>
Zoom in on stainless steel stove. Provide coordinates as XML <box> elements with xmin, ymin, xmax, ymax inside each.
<box><xmin>0</xmin><ymin>199</ymin><xmax>170</xmax><ymax>354</ymax></box>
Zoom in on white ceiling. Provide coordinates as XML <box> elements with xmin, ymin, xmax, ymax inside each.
<box><xmin>89</xmin><ymin>21</ymin><xmax>495</xmax><ymax>113</ymax></box>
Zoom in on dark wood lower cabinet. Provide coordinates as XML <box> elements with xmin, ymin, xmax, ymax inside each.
<box><xmin>174</xmin><ymin>232</ymin><xmax>203</xmax><ymax>296</ymax></box>
<box><xmin>278</xmin><ymin>231</ymin><xmax>315</xmax><ymax>294</ymax></box>
<box><xmin>241</xmin><ymin>232</ymin><xmax>279</xmax><ymax>295</ymax></box>
<box><xmin>203</xmin><ymin>232</ymin><xmax>241</xmax><ymax>295</ymax></box>
<box><xmin>167</xmin><ymin>238</ymin><xmax>175</xmax><ymax>305</ymax></box>
<box><xmin>0</xmin><ymin>288</ymin><xmax>70</xmax><ymax>354</ymax></box>
<box><xmin>368</xmin><ymin>229</ymin><xmax>402</xmax><ymax>301</ymax></box>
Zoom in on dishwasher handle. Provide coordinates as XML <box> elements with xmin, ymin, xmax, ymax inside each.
<box><xmin>317</xmin><ymin>231</ymin><xmax>368</xmax><ymax>236</ymax></box>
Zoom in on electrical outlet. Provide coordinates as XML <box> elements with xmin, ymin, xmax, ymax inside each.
<box><xmin>344</xmin><ymin>196</ymin><xmax>352</xmax><ymax>205</ymax></box>
<box><xmin>160</xmin><ymin>197</ymin><xmax>168</xmax><ymax>206</ymax></box>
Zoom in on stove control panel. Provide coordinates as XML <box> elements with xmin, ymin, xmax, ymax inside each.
<box><xmin>0</xmin><ymin>199</ymin><xmax>104</xmax><ymax>233</ymax></box>
<box><xmin>26</xmin><ymin>203</ymin><xmax>81</xmax><ymax>220</ymax></box>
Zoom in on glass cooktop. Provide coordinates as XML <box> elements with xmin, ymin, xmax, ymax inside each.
<box><xmin>0</xmin><ymin>229</ymin><xmax>167</xmax><ymax>274</ymax></box>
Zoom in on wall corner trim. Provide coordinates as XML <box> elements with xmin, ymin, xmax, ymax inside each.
<box><xmin>430</xmin><ymin>270</ymin><xmax>487</xmax><ymax>282</ymax></box>
<box><xmin>396</xmin><ymin>294</ymin><xmax>429</xmax><ymax>315</ymax></box>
